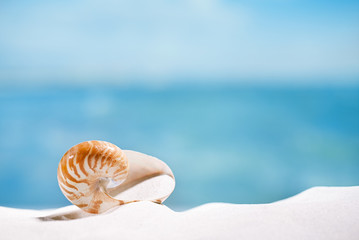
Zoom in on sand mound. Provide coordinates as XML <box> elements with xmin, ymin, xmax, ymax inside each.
<box><xmin>1</xmin><ymin>186</ymin><xmax>358</xmax><ymax>240</ymax></box>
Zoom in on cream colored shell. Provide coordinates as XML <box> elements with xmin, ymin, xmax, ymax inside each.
<box><xmin>57</xmin><ymin>140</ymin><xmax>175</xmax><ymax>214</ymax></box>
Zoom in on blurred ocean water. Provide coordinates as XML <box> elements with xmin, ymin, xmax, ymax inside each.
<box><xmin>0</xmin><ymin>84</ymin><xmax>358</xmax><ymax>210</ymax></box>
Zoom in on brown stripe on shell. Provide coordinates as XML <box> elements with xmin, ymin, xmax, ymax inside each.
<box><xmin>99</xmin><ymin>145</ymin><xmax>113</xmax><ymax>170</ymax></box>
<box><xmin>68</xmin><ymin>156</ymin><xmax>81</xmax><ymax>179</ymax></box>
<box><xmin>74</xmin><ymin>142</ymin><xmax>92</xmax><ymax>177</ymax></box>
<box><xmin>76</xmin><ymin>204</ymin><xmax>88</xmax><ymax>208</ymax></box>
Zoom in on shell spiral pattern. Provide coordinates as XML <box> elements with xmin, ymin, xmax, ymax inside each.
<box><xmin>57</xmin><ymin>141</ymin><xmax>133</xmax><ymax>214</ymax></box>
<box><xmin>57</xmin><ymin>140</ymin><xmax>175</xmax><ymax>214</ymax></box>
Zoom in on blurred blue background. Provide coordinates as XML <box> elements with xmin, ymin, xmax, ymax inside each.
<box><xmin>0</xmin><ymin>0</ymin><xmax>358</xmax><ymax>210</ymax></box>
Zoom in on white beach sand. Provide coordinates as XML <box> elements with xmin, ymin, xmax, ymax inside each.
<box><xmin>1</xmin><ymin>186</ymin><xmax>358</xmax><ymax>240</ymax></box>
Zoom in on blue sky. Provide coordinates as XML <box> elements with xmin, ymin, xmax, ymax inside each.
<box><xmin>0</xmin><ymin>0</ymin><xmax>358</xmax><ymax>85</ymax></box>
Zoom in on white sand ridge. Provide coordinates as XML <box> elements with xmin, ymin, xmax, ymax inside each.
<box><xmin>1</xmin><ymin>186</ymin><xmax>358</xmax><ymax>240</ymax></box>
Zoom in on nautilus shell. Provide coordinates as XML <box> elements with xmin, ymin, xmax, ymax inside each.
<box><xmin>57</xmin><ymin>140</ymin><xmax>175</xmax><ymax>214</ymax></box>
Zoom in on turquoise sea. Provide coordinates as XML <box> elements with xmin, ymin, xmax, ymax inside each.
<box><xmin>0</xmin><ymin>84</ymin><xmax>358</xmax><ymax>210</ymax></box>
